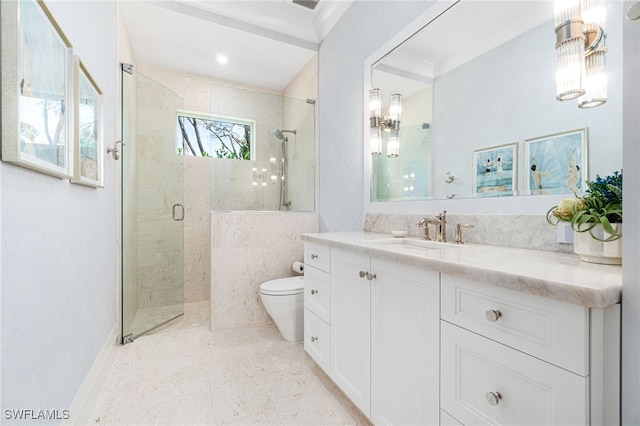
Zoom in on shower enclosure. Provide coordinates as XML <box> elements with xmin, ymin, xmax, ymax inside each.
<box><xmin>208</xmin><ymin>83</ymin><xmax>316</xmax><ymax>212</ymax></box>
<box><xmin>120</xmin><ymin>64</ymin><xmax>185</xmax><ymax>342</ymax></box>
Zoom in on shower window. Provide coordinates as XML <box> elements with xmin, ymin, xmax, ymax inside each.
<box><xmin>176</xmin><ymin>111</ymin><xmax>255</xmax><ymax>160</ymax></box>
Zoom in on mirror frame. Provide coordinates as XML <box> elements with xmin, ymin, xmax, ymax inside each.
<box><xmin>363</xmin><ymin>0</ymin><xmax>576</xmax><ymax>215</ymax></box>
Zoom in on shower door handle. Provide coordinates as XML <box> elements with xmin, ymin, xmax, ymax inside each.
<box><xmin>172</xmin><ymin>204</ymin><xmax>185</xmax><ymax>221</ymax></box>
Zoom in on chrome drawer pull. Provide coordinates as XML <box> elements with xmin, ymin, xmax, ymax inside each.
<box><xmin>310</xmin><ymin>289</ymin><xmax>318</xmax><ymax>295</ymax></box>
<box><xmin>310</xmin><ymin>336</ymin><xmax>318</xmax><ymax>342</ymax></box>
<box><xmin>359</xmin><ymin>270</ymin><xmax>366</xmax><ymax>278</ymax></box>
<box><xmin>485</xmin><ymin>391</ymin><xmax>502</xmax><ymax>406</ymax></box>
<box><xmin>485</xmin><ymin>309</ymin><xmax>502</xmax><ymax>322</ymax></box>
<box><xmin>310</xmin><ymin>254</ymin><xmax>318</xmax><ymax>259</ymax></box>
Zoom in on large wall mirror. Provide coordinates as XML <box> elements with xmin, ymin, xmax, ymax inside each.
<box><xmin>367</xmin><ymin>0</ymin><xmax>623</xmax><ymax>203</ymax></box>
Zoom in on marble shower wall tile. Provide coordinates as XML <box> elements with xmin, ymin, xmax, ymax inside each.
<box><xmin>364</xmin><ymin>212</ymin><xmax>573</xmax><ymax>254</ymax></box>
<box><xmin>210</xmin><ymin>212</ymin><xmax>319</xmax><ymax>331</ymax></box>
<box><xmin>136</xmin><ymin>76</ymin><xmax>185</xmax><ymax>308</ymax></box>
<box><xmin>184</xmin><ymin>157</ymin><xmax>212</xmax><ymax>303</ymax></box>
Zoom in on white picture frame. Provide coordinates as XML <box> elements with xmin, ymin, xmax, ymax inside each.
<box><xmin>1</xmin><ymin>0</ymin><xmax>74</xmax><ymax>178</ymax></box>
<box><xmin>71</xmin><ymin>57</ymin><xmax>104</xmax><ymax>188</ymax></box>
<box><xmin>524</xmin><ymin>128</ymin><xmax>588</xmax><ymax>195</ymax></box>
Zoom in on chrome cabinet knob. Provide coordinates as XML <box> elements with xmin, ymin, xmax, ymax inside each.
<box><xmin>485</xmin><ymin>391</ymin><xmax>502</xmax><ymax>406</ymax></box>
<box><xmin>485</xmin><ymin>309</ymin><xmax>502</xmax><ymax>322</ymax></box>
<box><xmin>359</xmin><ymin>270</ymin><xmax>366</xmax><ymax>278</ymax></box>
<box><xmin>310</xmin><ymin>289</ymin><xmax>318</xmax><ymax>295</ymax></box>
<box><xmin>310</xmin><ymin>336</ymin><xmax>318</xmax><ymax>342</ymax></box>
<box><xmin>310</xmin><ymin>254</ymin><xmax>318</xmax><ymax>259</ymax></box>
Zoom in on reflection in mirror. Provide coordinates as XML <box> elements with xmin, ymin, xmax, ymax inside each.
<box><xmin>369</xmin><ymin>0</ymin><xmax>622</xmax><ymax>202</ymax></box>
<box><xmin>370</xmin><ymin>68</ymin><xmax>432</xmax><ymax>201</ymax></box>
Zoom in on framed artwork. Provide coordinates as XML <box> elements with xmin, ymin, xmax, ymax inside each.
<box><xmin>1</xmin><ymin>0</ymin><xmax>74</xmax><ymax>178</ymax></box>
<box><xmin>71</xmin><ymin>57</ymin><xmax>104</xmax><ymax>187</ymax></box>
<box><xmin>524</xmin><ymin>128</ymin><xmax>588</xmax><ymax>195</ymax></box>
<box><xmin>472</xmin><ymin>143</ymin><xmax>517</xmax><ymax>197</ymax></box>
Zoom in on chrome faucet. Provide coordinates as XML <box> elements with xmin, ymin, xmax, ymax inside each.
<box><xmin>434</xmin><ymin>210</ymin><xmax>447</xmax><ymax>242</ymax></box>
<box><xmin>417</xmin><ymin>210</ymin><xmax>448</xmax><ymax>242</ymax></box>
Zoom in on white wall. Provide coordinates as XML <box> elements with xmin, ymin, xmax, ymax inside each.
<box><xmin>621</xmin><ymin>1</ymin><xmax>640</xmax><ymax>423</ymax></box>
<box><xmin>317</xmin><ymin>1</ymin><xmax>436</xmax><ymax>231</ymax></box>
<box><xmin>1</xmin><ymin>1</ymin><xmax>118</xmax><ymax>421</ymax></box>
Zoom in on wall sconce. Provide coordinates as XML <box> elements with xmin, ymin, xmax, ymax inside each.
<box><xmin>369</xmin><ymin>88</ymin><xmax>402</xmax><ymax>157</ymax></box>
<box><xmin>554</xmin><ymin>0</ymin><xmax>607</xmax><ymax>108</ymax></box>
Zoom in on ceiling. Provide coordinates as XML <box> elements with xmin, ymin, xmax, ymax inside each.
<box><xmin>120</xmin><ymin>0</ymin><xmax>353</xmax><ymax>91</ymax></box>
<box><xmin>379</xmin><ymin>1</ymin><xmax>554</xmax><ymax>79</ymax></box>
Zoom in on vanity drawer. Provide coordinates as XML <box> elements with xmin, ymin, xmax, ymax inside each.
<box><xmin>441</xmin><ymin>321</ymin><xmax>588</xmax><ymax>426</ymax></box>
<box><xmin>304</xmin><ymin>243</ymin><xmax>330</xmax><ymax>273</ymax></box>
<box><xmin>304</xmin><ymin>308</ymin><xmax>330</xmax><ymax>374</ymax></box>
<box><xmin>304</xmin><ymin>265</ymin><xmax>330</xmax><ymax>322</ymax></box>
<box><xmin>441</xmin><ymin>275</ymin><xmax>589</xmax><ymax>375</ymax></box>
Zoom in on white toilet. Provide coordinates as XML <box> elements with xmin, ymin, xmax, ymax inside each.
<box><xmin>259</xmin><ymin>276</ymin><xmax>304</xmax><ymax>342</ymax></box>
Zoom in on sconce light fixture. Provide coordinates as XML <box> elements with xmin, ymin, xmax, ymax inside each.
<box><xmin>554</xmin><ymin>0</ymin><xmax>607</xmax><ymax>108</ymax></box>
<box><xmin>369</xmin><ymin>88</ymin><xmax>402</xmax><ymax>157</ymax></box>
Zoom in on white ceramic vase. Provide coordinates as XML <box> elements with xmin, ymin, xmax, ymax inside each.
<box><xmin>573</xmin><ymin>223</ymin><xmax>622</xmax><ymax>265</ymax></box>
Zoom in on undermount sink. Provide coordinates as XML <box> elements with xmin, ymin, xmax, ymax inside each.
<box><xmin>367</xmin><ymin>238</ymin><xmax>457</xmax><ymax>251</ymax></box>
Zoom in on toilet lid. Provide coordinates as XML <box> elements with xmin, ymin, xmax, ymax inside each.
<box><xmin>260</xmin><ymin>276</ymin><xmax>304</xmax><ymax>296</ymax></box>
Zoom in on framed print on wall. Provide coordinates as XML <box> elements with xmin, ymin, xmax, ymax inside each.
<box><xmin>472</xmin><ymin>143</ymin><xmax>517</xmax><ymax>197</ymax></box>
<box><xmin>71</xmin><ymin>57</ymin><xmax>104</xmax><ymax>188</ymax></box>
<box><xmin>524</xmin><ymin>128</ymin><xmax>588</xmax><ymax>195</ymax></box>
<box><xmin>1</xmin><ymin>0</ymin><xmax>74</xmax><ymax>178</ymax></box>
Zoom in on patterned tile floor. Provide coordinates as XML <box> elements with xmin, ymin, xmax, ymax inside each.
<box><xmin>92</xmin><ymin>302</ymin><xmax>370</xmax><ymax>425</ymax></box>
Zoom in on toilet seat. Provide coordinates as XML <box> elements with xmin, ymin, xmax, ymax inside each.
<box><xmin>260</xmin><ymin>276</ymin><xmax>304</xmax><ymax>296</ymax></box>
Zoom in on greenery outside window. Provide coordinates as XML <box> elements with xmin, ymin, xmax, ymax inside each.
<box><xmin>176</xmin><ymin>111</ymin><xmax>254</xmax><ymax>160</ymax></box>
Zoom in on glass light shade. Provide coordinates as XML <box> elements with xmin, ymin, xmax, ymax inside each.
<box><xmin>579</xmin><ymin>49</ymin><xmax>607</xmax><ymax>108</ymax></box>
<box><xmin>370</xmin><ymin>127</ymin><xmax>382</xmax><ymax>155</ymax></box>
<box><xmin>389</xmin><ymin>94</ymin><xmax>402</xmax><ymax>122</ymax></box>
<box><xmin>369</xmin><ymin>88</ymin><xmax>381</xmax><ymax>120</ymax></box>
<box><xmin>555</xmin><ymin>37</ymin><xmax>586</xmax><ymax>100</ymax></box>
<box><xmin>582</xmin><ymin>0</ymin><xmax>606</xmax><ymax>29</ymax></box>
<box><xmin>387</xmin><ymin>129</ymin><xmax>399</xmax><ymax>158</ymax></box>
<box><xmin>555</xmin><ymin>0</ymin><xmax>581</xmax><ymax>26</ymax></box>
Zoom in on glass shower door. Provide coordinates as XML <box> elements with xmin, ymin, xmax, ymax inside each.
<box><xmin>121</xmin><ymin>64</ymin><xmax>185</xmax><ymax>341</ymax></box>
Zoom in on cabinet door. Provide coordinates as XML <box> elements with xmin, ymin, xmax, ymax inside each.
<box><xmin>371</xmin><ymin>259</ymin><xmax>440</xmax><ymax>426</ymax></box>
<box><xmin>330</xmin><ymin>249</ymin><xmax>371</xmax><ymax>416</ymax></box>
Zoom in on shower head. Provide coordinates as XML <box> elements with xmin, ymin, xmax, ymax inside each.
<box><xmin>273</xmin><ymin>129</ymin><xmax>297</xmax><ymax>140</ymax></box>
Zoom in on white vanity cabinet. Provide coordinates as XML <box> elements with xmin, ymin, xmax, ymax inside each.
<box><xmin>302</xmin><ymin>234</ymin><xmax>621</xmax><ymax>426</ymax></box>
<box><xmin>329</xmin><ymin>248</ymin><xmax>440</xmax><ymax>425</ymax></box>
<box><xmin>440</xmin><ymin>274</ymin><xmax>620</xmax><ymax>426</ymax></box>
<box><xmin>303</xmin><ymin>243</ymin><xmax>331</xmax><ymax>374</ymax></box>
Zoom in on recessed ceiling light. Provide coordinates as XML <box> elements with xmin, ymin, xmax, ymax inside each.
<box><xmin>216</xmin><ymin>53</ymin><xmax>228</xmax><ymax>65</ymax></box>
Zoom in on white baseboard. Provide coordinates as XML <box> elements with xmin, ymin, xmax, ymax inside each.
<box><xmin>62</xmin><ymin>325</ymin><xmax>119</xmax><ymax>426</ymax></box>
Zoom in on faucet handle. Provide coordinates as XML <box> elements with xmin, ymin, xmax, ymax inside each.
<box><xmin>416</xmin><ymin>218</ymin><xmax>432</xmax><ymax>241</ymax></box>
<box><xmin>454</xmin><ymin>223</ymin><xmax>474</xmax><ymax>244</ymax></box>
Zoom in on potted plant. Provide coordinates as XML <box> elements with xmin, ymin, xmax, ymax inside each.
<box><xmin>547</xmin><ymin>171</ymin><xmax>622</xmax><ymax>264</ymax></box>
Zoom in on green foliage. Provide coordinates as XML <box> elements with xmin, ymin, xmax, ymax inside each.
<box><xmin>546</xmin><ymin>170</ymin><xmax>622</xmax><ymax>242</ymax></box>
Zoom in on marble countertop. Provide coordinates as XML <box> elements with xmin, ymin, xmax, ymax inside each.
<box><xmin>302</xmin><ymin>232</ymin><xmax>622</xmax><ymax>309</ymax></box>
